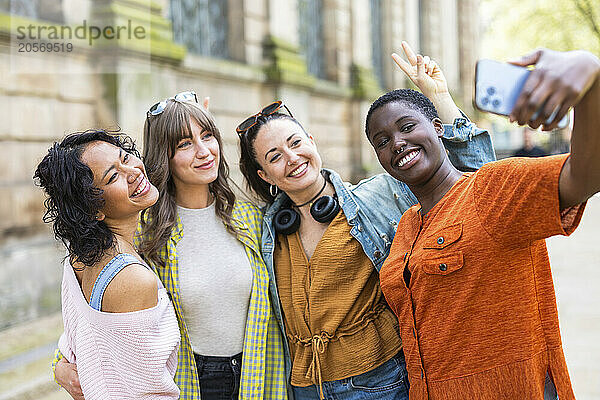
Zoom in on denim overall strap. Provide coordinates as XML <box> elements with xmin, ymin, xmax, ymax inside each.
<box><xmin>89</xmin><ymin>253</ymin><xmax>146</xmax><ymax>311</ymax></box>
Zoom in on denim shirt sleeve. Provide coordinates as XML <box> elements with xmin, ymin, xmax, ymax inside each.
<box><xmin>442</xmin><ymin>110</ymin><xmax>496</xmax><ymax>172</ymax></box>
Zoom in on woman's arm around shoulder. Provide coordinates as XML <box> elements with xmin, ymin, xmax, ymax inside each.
<box><xmin>54</xmin><ymin>351</ymin><xmax>84</xmax><ymax>400</ymax></box>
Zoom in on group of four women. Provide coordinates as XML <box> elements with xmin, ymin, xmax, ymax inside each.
<box><xmin>35</xmin><ymin>42</ymin><xmax>600</xmax><ymax>400</ymax></box>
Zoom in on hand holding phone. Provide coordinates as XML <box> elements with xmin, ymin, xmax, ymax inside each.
<box><xmin>508</xmin><ymin>49</ymin><xmax>600</xmax><ymax>131</ymax></box>
<box><xmin>474</xmin><ymin>59</ymin><xmax>568</xmax><ymax>129</ymax></box>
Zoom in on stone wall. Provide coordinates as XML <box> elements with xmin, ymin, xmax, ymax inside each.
<box><xmin>0</xmin><ymin>0</ymin><xmax>480</xmax><ymax>330</ymax></box>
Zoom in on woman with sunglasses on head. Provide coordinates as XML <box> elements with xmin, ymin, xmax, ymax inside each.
<box><xmin>236</xmin><ymin>43</ymin><xmax>495</xmax><ymax>400</ymax></box>
<box><xmin>141</xmin><ymin>91</ymin><xmax>289</xmax><ymax>399</ymax></box>
<box><xmin>53</xmin><ymin>93</ymin><xmax>289</xmax><ymax>400</ymax></box>
<box><xmin>37</xmin><ymin>130</ymin><xmax>180</xmax><ymax>400</ymax></box>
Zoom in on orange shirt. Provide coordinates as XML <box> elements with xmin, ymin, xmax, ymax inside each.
<box><xmin>274</xmin><ymin>209</ymin><xmax>401</xmax><ymax>388</ymax></box>
<box><xmin>380</xmin><ymin>154</ymin><xmax>585</xmax><ymax>400</ymax></box>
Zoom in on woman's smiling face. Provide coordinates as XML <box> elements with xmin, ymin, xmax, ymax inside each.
<box><xmin>252</xmin><ymin>118</ymin><xmax>323</xmax><ymax>196</ymax></box>
<box><xmin>367</xmin><ymin>101</ymin><xmax>445</xmax><ymax>186</ymax></box>
<box><xmin>168</xmin><ymin>119</ymin><xmax>220</xmax><ymax>192</ymax></box>
<box><xmin>81</xmin><ymin>140</ymin><xmax>159</xmax><ymax>221</ymax></box>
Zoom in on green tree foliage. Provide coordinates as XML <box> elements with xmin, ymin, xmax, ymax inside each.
<box><xmin>482</xmin><ymin>0</ymin><xmax>600</xmax><ymax>59</ymax></box>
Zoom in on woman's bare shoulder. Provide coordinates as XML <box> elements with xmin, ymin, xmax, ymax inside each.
<box><xmin>101</xmin><ymin>263</ymin><xmax>159</xmax><ymax>313</ymax></box>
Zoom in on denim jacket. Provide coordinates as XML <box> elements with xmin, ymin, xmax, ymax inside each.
<box><xmin>260</xmin><ymin>116</ymin><xmax>496</xmax><ymax>381</ymax></box>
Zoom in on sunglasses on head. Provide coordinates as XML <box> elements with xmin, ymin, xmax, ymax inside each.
<box><xmin>236</xmin><ymin>101</ymin><xmax>294</xmax><ymax>135</ymax></box>
<box><xmin>147</xmin><ymin>91</ymin><xmax>198</xmax><ymax>117</ymax></box>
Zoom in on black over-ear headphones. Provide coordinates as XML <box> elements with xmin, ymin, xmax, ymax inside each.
<box><xmin>273</xmin><ymin>172</ymin><xmax>340</xmax><ymax>235</ymax></box>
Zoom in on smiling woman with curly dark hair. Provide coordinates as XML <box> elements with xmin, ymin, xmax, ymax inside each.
<box><xmin>34</xmin><ymin>130</ymin><xmax>139</xmax><ymax>267</ymax></box>
<box><xmin>34</xmin><ymin>130</ymin><xmax>181</xmax><ymax>400</ymax></box>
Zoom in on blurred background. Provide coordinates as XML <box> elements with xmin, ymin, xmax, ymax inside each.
<box><xmin>0</xmin><ymin>0</ymin><xmax>598</xmax><ymax>398</ymax></box>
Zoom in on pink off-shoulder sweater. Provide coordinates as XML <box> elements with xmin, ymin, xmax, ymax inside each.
<box><xmin>58</xmin><ymin>259</ymin><xmax>181</xmax><ymax>399</ymax></box>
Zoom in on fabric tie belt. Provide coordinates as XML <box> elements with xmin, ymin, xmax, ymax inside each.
<box><xmin>289</xmin><ymin>303</ymin><xmax>388</xmax><ymax>399</ymax></box>
<box><xmin>300</xmin><ymin>331</ymin><xmax>333</xmax><ymax>400</ymax></box>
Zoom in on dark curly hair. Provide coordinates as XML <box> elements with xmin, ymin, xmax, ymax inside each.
<box><xmin>365</xmin><ymin>88</ymin><xmax>440</xmax><ymax>137</ymax></box>
<box><xmin>238</xmin><ymin>112</ymin><xmax>307</xmax><ymax>203</ymax></box>
<box><xmin>33</xmin><ymin>130</ymin><xmax>140</xmax><ymax>268</ymax></box>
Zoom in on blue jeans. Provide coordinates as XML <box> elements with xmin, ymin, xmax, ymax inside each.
<box><xmin>292</xmin><ymin>351</ymin><xmax>409</xmax><ymax>400</ymax></box>
<box><xmin>195</xmin><ymin>352</ymin><xmax>242</xmax><ymax>400</ymax></box>
<box><xmin>545</xmin><ymin>372</ymin><xmax>558</xmax><ymax>400</ymax></box>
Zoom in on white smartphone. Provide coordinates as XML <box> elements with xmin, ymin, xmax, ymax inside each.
<box><xmin>474</xmin><ymin>59</ymin><xmax>568</xmax><ymax>128</ymax></box>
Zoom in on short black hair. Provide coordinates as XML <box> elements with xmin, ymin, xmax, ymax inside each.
<box><xmin>34</xmin><ymin>130</ymin><xmax>139</xmax><ymax>267</ymax></box>
<box><xmin>365</xmin><ymin>89</ymin><xmax>440</xmax><ymax>137</ymax></box>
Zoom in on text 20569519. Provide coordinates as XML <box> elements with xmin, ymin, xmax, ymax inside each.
<box><xmin>18</xmin><ymin>42</ymin><xmax>73</xmax><ymax>53</ymax></box>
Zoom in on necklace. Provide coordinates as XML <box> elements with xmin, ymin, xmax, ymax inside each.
<box><xmin>295</xmin><ymin>177</ymin><xmax>328</xmax><ymax>207</ymax></box>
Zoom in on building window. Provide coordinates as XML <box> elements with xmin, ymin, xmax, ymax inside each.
<box><xmin>2</xmin><ymin>0</ymin><xmax>64</xmax><ymax>22</ymax></box>
<box><xmin>170</xmin><ymin>0</ymin><xmax>229</xmax><ymax>58</ymax></box>
<box><xmin>370</xmin><ymin>0</ymin><xmax>384</xmax><ymax>88</ymax></box>
<box><xmin>298</xmin><ymin>0</ymin><xmax>325</xmax><ymax>79</ymax></box>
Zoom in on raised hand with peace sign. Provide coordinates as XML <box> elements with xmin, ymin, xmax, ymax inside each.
<box><xmin>392</xmin><ymin>41</ymin><xmax>462</xmax><ymax>123</ymax></box>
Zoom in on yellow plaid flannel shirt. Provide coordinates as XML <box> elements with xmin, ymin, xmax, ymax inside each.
<box><xmin>53</xmin><ymin>200</ymin><xmax>288</xmax><ymax>399</ymax></box>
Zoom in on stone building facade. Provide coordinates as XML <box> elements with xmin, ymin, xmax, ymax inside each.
<box><xmin>0</xmin><ymin>0</ymin><xmax>480</xmax><ymax>329</ymax></box>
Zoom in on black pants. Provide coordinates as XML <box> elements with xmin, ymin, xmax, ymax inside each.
<box><xmin>195</xmin><ymin>352</ymin><xmax>243</xmax><ymax>400</ymax></box>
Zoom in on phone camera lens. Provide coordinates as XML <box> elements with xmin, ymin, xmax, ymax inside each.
<box><xmin>492</xmin><ymin>99</ymin><xmax>501</xmax><ymax>108</ymax></box>
<box><xmin>481</xmin><ymin>97</ymin><xmax>489</xmax><ymax>106</ymax></box>
<box><xmin>487</xmin><ymin>87</ymin><xmax>496</xmax><ymax>95</ymax></box>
